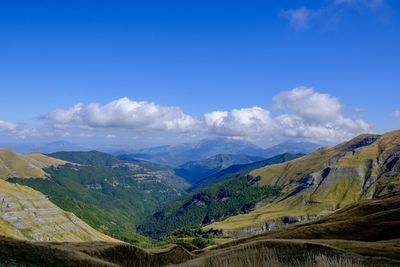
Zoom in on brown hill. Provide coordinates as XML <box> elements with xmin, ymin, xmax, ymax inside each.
<box><xmin>206</xmin><ymin>130</ymin><xmax>400</xmax><ymax>235</ymax></box>
<box><xmin>0</xmin><ymin>148</ymin><xmax>69</xmax><ymax>179</ymax></box>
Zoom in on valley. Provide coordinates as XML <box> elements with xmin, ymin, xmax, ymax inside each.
<box><xmin>1</xmin><ymin>132</ymin><xmax>400</xmax><ymax>266</ymax></box>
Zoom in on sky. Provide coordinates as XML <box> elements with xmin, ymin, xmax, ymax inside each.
<box><xmin>0</xmin><ymin>0</ymin><xmax>399</xmax><ymax>149</ymax></box>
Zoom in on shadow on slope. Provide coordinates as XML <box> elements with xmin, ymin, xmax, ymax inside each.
<box><xmin>0</xmin><ymin>237</ymin><xmax>194</xmax><ymax>267</ymax></box>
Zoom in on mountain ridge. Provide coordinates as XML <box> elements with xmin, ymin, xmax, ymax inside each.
<box><xmin>205</xmin><ymin>130</ymin><xmax>400</xmax><ymax>235</ymax></box>
<box><xmin>174</xmin><ymin>153</ymin><xmax>264</xmax><ymax>184</ymax></box>
<box><xmin>120</xmin><ymin>138</ymin><xmax>319</xmax><ymax>166</ymax></box>
<box><xmin>0</xmin><ymin>148</ymin><xmax>69</xmax><ymax>179</ymax></box>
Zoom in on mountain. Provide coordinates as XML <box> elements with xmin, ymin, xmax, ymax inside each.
<box><xmin>2</xmin><ymin>192</ymin><xmax>400</xmax><ymax>266</ymax></box>
<box><xmin>119</xmin><ymin>138</ymin><xmax>319</xmax><ymax>167</ymax></box>
<box><xmin>119</xmin><ymin>138</ymin><xmax>266</xmax><ymax>166</ymax></box>
<box><xmin>0</xmin><ymin>179</ymin><xmax>116</xmax><ymax>242</ymax></box>
<box><xmin>0</xmin><ymin>148</ymin><xmax>69</xmax><ymax>179</ymax></box>
<box><xmin>204</xmin><ymin>130</ymin><xmax>400</xmax><ymax>236</ymax></box>
<box><xmin>52</xmin><ymin>150</ymin><xmax>190</xmax><ymax>190</ymax></box>
<box><xmin>180</xmin><ymin>192</ymin><xmax>400</xmax><ymax>266</ymax></box>
<box><xmin>174</xmin><ymin>154</ymin><xmax>264</xmax><ymax>184</ymax></box>
<box><xmin>7</xmin><ymin>150</ymin><xmax>189</xmax><ymax>245</ymax></box>
<box><xmin>261</xmin><ymin>141</ymin><xmax>320</xmax><ymax>158</ymax></box>
<box><xmin>192</xmin><ymin>153</ymin><xmax>304</xmax><ymax>189</ymax></box>
<box><xmin>254</xmin><ymin>191</ymin><xmax>400</xmax><ymax>243</ymax></box>
<box><xmin>138</xmin><ymin>153</ymin><xmax>302</xmax><ymax>238</ymax></box>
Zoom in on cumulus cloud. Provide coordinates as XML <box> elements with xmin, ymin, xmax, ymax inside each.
<box><xmin>43</xmin><ymin>88</ymin><xmax>371</xmax><ymax>144</ymax></box>
<box><xmin>274</xmin><ymin>87</ymin><xmax>342</xmax><ymax>123</ymax></box>
<box><xmin>204</xmin><ymin>87</ymin><xmax>370</xmax><ymax>144</ymax></box>
<box><xmin>204</xmin><ymin>107</ymin><xmax>274</xmax><ymax>137</ymax></box>
<box><xmin>274</xmin><ymin>114</ymin><xmax>370</xmax><ymax>143</ymax></box>
<box><xmin>44</xmin><ymin>97</ymin><xmax>200</xmax><ymax>132</ymax></box>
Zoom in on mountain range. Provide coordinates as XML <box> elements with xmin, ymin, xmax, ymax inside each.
<box><xmin>0</xmin><ymin>131</ymin><xmax>400</xmax><ymax>266</ymax></box>
<box><xmin>120</xmin><ymin>138</ymin><xmax>319</xmax><ymax>166</ymax></box>
<box><xmin>174</xmin><ymin>153</ymin><xmax>264</xmax><ymax>185</ymax></box>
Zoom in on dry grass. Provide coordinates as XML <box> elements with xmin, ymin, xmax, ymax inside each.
<box><xmin>175</xmin><ymin>242</ymin><xmax>383</xmax><ymax>267</ymax></box>
<box><xmin>0</xmin><ymin>236</ymin><xmax>195</xmax><ymax>267</ymax></box>
<box><xmin>174</xmin><ymin>237</ymin><xmax>400</xmax><ymax>266</ymax></box>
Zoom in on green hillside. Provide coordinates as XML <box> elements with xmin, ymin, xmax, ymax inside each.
<box><xmin>174</xmin><ymin>153</ymin><xmax>264</xmax><ymax>185</ymax></box>
<box><xmin>8</xmin><ymin>151</ymin><xmax>189</xmax><ymax>246</ymax></box>
<box><xmin>206</xmin><ymin>130</ymin><xmax>400</xmax><ymax>236</ymax></box>
<box><xmin>2</xmin><ymin>192</ymin><xmax>400</xmax><ymax>267</ymax></box>
<box><xmin>0</xmin><ymin>179</ymin><xmax>117</xmax><ymax>243</ymax></box>
<box><xmin>138</xmin><ymin>153</ymin><xmax>301</xmax><ymax>238</ymax></box>
<box><xmin>192</xmin><ymin>153</ymin><xmax>303</xmax><ymax>189</ymax></box>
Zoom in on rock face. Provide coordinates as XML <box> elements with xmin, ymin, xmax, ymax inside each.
<box><xmin>240</xmin><ymin>215</ymin><xmax>316</xmax><ymax>237</ymax></box>
<box><xmin>0</xmin><ymin>180</ymin><xmax>117</xmax><ymax>242</ymax></box>
<box><xmin>205</xmin><ymin>130</ymin><xmax>400</xmax><ymax>235</ymax></box>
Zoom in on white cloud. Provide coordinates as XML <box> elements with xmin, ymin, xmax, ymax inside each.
<box><xmin>42</xmin><ymin>88</ymin><xmax>371</xmax><ymax>145</ymax></box>
<box><xmin>274</xmin><ymin>87</ymin><xmax>342</xmax><ymax>123</ymax></box>
<box><xmin>44</xmin><ymin>97</ymin><xmax>200</xmax><ymax>133</ymax></box>
<box><xmin>0</xmin><ymin>120</ymin><xmax>18</xmax><ymax>132</ymax></box>
<box><xmin>205</xmin><ymin>87</ymin><xmax>370</xmax><ymax>144</ymax></box>
<box><xmin>272</xmin><ymin>87</ymin><xmax>370</xmax><ymax>143</ymax></box>
<box><xmin>274</xmin><ymin>114</ymin><xmax>370</xmax><ymax>143</ymax></box>
<box><xmin>204</xmin><ymin>107</ymin><xmax>274</xmax><ymax>137</ymax></box>
<box><xmin>0</xmin><ymin>120</ymin><xmax>40</xmax><ymax>140</ymax></box>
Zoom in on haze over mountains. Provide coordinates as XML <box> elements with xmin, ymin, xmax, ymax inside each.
<box><xmin>174</xmin><ymin>154</ymin><xmax>264</xmax><ymax>185</ymax></box>
<box><xmin>119</xmin><ymin>138</ymin><xmax>320</xmax><ymax>166</ymax></box>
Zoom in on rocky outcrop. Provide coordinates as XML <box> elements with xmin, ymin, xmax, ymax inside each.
<box><xmin>238</xmin><ymin>215</ymin><xmax>316</xmax><ymax>237</ymax></box>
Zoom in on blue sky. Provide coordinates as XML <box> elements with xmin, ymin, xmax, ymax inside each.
<box><xmin>0</xmin><ymin>0</ymin><xmax>399</xmax><ymax>148</ymax></box>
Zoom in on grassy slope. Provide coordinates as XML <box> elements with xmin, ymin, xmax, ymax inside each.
<box><xmin>139</xmin><ymin>154</ymin><xmax>301</xmax><ymax>238</ymax></box>
<box><xmin>192</xmin><ymin>153</ymin><xmax>303</xmax><ymax>189</ymax></box>
<box><xmin>0</xmin><ymin>236</ymin><xmax>195</xmax><ymax>267</ymax></box>
<box><xmin>206</xmin><ymin>131</ymin><xmax>400</xmax><ymax>234</ymax></box>
<box><xmin>2</xmin><ymin>188</ymin><xmax>400</xmax><ymax>266</ymax></box>
<box><xmin>7</xmin><ymin>151</ymin><xmax>190</xmax><ymax>246</ymax></box>
<box><xmin>0</xmin><ymin>148</ymin><xmax>69</xmax><ymax>179</ymax></box>
<box><xmin>212</xmin><ymin>192</ymin><xmax>400</xmax><ymax>259</ymax></box>
<box><xmin>178</xmin><ymin>192</ymin><xmax>400</xmax><ymax>266</ymax></box>
<box><xmin>0</xmin><ymin>180</ymin><xmax>117</xmax><ymax>242</ymax></box>
<box><xmin>174</xmin><ymin>154</ymin><xmax>264</xmax><ymax>184</ymax></box>
<box><xmin>8</xmin><ymin>164</ymin><xmax>158</xmax><ymax>246</ymax></box>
